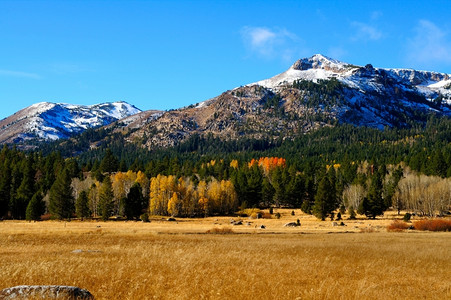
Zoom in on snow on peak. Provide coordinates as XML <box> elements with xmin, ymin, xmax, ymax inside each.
<box><xmin>251</xmin><ymin>54</ymin><xmax>357</xmax><ymax>89</ymax></box>
<box><xmin>0</xmin><ymin>101</ymin><xmax>142</xmax><ymax>143</ymax></box>
<box><xmin>291</xmin><ymin>54</ymin><xmax>349</xmax><ymax>72</ymax></box>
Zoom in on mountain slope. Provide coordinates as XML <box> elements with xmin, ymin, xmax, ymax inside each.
<box><xmin>0</xmin><ymin>101</ymin><xmax>141</xmax><ymax>144</ymax></box>
<box><xmin>115</xmin><ymin>54</ymin><xmax>450</xmax><ymax>149</ymax></box>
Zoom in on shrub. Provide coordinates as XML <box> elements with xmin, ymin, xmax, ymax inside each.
<box><xmin>274</xmin><ymin>212</ymin><xmax>281</xmax><ymax>219</ymax></box>
<box><xmin>261</xmin><ymin>213</ymin><xmax>272</xmax><ymax>219</ymax></box>
<box><xmin>206</xmin><ymin>227</ymin><xmax>234</xmax><ymax>234</ymax></box>
<box><xmin>348</xmin><ymin>206</ymin><xmax>356</xmax><ymax>220</ymax></box>
<box><xmin>403</xmin><ymin>213</ymin><xmax>412</xmax><ymax>222</ymax></box>
<box><xmin>414</xmin><ymin>219</ymin><xmax>451</xmax><ymax>232</ymax></box>
<box><xmin>238</xmin><ymin>208</ymin><xmax>261</xmax><ymax>218</ymax></box>
<box><xmin>387</xmin><ymin>220</ymin><xmax>410</xmax><ymax>232</ymax></box>
<box><xmin>269</xmin><ymin>207</ymin><xmax>274</xmax><ymax>214</ymax></box>
<box><xmin>140</xmin><ymin>213</ymin><xmax>150</xmax><ymax>223</ymax></box>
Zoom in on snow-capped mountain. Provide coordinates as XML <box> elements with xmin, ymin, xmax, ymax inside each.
<box><xmin>0</xmin><ymin>101</ymin><xmax>141</xmax><ymax>144</ymax></box>
<box><xmin>2</xmin><ymin>55</ymin><xmax>451</xmax><ymax>151</ymax></box>
<box><xmin>253</xmin><ymin>54</ymin><xmax>451</xmax><ymax>105</ymax></box>
<box><xmin>117</xmin><ymin>54</ymin><xmax>451</xmax><ymax>149</ymax></box>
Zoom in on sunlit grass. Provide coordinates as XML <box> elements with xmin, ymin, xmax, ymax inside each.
<box><xmin>1</xmin><ymin>211</ymin><xmax>450</xmax><ymax>299</ymax></box>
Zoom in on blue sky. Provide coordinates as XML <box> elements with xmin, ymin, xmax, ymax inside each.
<box><xmin>1</xmin><ymin>0</ymin><xmax>451</xmax><ymax>119</ymax></box>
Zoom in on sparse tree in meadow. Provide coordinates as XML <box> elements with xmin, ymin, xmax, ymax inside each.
<box><xmin>313</xmin><ymin>173</ymin><xmax>336</xmax><ymax>221</ymax></box>
<box><xmin>75</xmin><ymin>190</ymin><xmax>91</xmax><ymax>220</ymax></box>
<box><xmin>26</xmin><ymin>191</ymin><xmax>45</xmax><ymax>221</ymax></box>
<box><xmin>99</xmin><ymin>176</ymin><xmax>114</xmax><ymax>221</ymax></box>
<box><xmin>124</xmin><ymin>182</ymin><xmax>143</xmax><ymax>220</ymax></box>
<box><xmin>49</xmin><ymin>168</ymin><xmax>75</xmax><ymax>220</ymax></box>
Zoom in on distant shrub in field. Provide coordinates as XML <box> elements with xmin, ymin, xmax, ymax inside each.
<box><xmin>206</xmin><ymin>227</ymin><xmax>234</xmax><ymax>234</ymax></box>
<box><xmin>261</xmin><ymin>213</ymin><xmax>272</xmax><ymax>219</ymax></box>
<box><xmin>414</xmin><ymin>219</ymin><xmax>451</xmax><ymax>232</ymax></box>
<box><xmin>387</xmin><ymin>220</ymin><xmax>410</xmax><ymax>232</ymax></box>
<box><xmin>348</xmin><ymin>206</ymin><xmax>356</xmax><ymax>220</ymax></box>
<box><xmin>238</xmin><ymin>208</ymin><xmax>261</xmax><ymax>218</ymax></box>
<box><xmin>274</xmin><ymin>212</ymin><xmax>281</xmax><ymax>219</ymax></box>
<box><xmin>360</xmin><ymin>226</ymin><xmax>375</xmax><ymax>233</ymax></box>
<box><xmin>269</xmin><ymin>207</ymin><xmax>274</xmax><ymax>214</ymax></box>
<box><xmin>403</xmin><ymin>213</ymin><xmax>412</xmax><ymax>222</ymax></box>
<box><xmin>140</xmin><ymin>213</ymin><xmax>149</xmax><ymax>222</ymax></box>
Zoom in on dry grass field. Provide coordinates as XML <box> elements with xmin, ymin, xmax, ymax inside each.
<box><xmin>1</xmin><ymin>210</ymin><xmax>450</xmax><ymax>299</ymax></box>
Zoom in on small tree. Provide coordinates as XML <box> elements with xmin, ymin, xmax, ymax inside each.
<box><xmin>124</xmin><ymin>183</ymin><xmax>144</xmax><ymax>220</ymax></box>
<box><xmin>26</xmin><ymin>192</ymin><xmax>44</xmax><ymax>221</ymax></box>
<box><xmin>49</xmin><ymin>168</ymin><xmax>74</xmax><ymax>220</ymax></box>
<box><xmin>313</xmin><ymin>174</ymin><xmax>337</xmax><ymax>220</ymax></box>
<box><xmin>359</xmin><ymin>169</ymin><xmax>385</xmax><ymax>219</ymax></box>
<box><xmin>98</xmin><ymin>176</ymin><xmax>114</xmax><ymax>221</ymax></box>
<box><xmin>75</xmin><ymin>190</ymin><xmax>91</xmax><ymax>220</ymax></box>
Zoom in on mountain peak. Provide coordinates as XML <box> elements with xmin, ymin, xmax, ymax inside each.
<box><xmin>291</xmin><ymin>54</ymin><xmax>349</xmax><ymax>71</ymax></box>
<box><xmin>0</xmin><ymin>101</ymin><xmax>142</xmax><ymax>145</ymax></box>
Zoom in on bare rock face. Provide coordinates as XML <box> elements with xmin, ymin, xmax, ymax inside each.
<box><xmin>0</xmin><ymin>285</ymin><xmax>94</xmax><ymax>299</ymax></box>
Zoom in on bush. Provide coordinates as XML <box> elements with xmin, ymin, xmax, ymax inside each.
<box><xmin>140</xmin><ymin>213</ymin><xmax>150</xmax><ymax>222</ymax></box>
<box><xmin>403</xmin><ymin>213</ymin><xmax>412</xmax><ymax>222</ymax></box>
<box><xmin>387</xmin><ymin>220</ymin><xmax>410</xmax><ymax>232</ymax></box>
<box><xmin>348</xmin><ymin>206</ymin><xmax>356</xmax><ymax>220</ymax></box>
<box><xmin>414</xmin><ymin>219</ymin><xmax>451</xmax><ymax>231</ymax></box>
<box><xmin>206</xmin><ymin>227</ymin><xmax>234</xmax><ymax>234</ymax></box>
<box><xmin>274</xmin><ymin>212</ymin><xmax>281</xmax><ymax>219</ymax></box>
<box><xmin>237</xmin><ymin>208</ymin><xmax>261</xmax><ymax>218</ymax></box>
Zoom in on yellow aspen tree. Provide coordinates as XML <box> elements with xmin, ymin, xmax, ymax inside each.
<box><xmin>135</xmin><ymin>171</ymin><xmax>149</xmax><ymax>198</ymax></box>
<box><xmin>230</xmin><ymin>159</ymin><xmax>239</xmax><ymax>169</ymax></box>
<box><xmin>168</xmin><ymin>192</ymin><xmax>179</xmax><ymax>216</ymax></box>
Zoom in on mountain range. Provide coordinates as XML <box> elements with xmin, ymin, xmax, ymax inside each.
<box><xmin>0</xmin><ymin>101</ymin><xmax>141</xmax><ymax>145</ymax></box>
<box><xmin>1</xmin><ymin>54</ymin><xmax>450</xmax><ymax>150</ymax></box>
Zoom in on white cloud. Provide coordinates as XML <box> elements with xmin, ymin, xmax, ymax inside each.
<box><xmin>0</xmin><ymin>69</ymin><xmax>41</xmax><ymax>79</ymax></box>
<box><xmin>406</xmin><ymin>20</ymin><xmax>451</xmax><ymax>65</ymax></box>
<box><xmin>351</xmin><ymin>21</ymin><xmax>383</xmax><ymax>41</ymax></box>
<box><xmin>240</xmin><ymin>26</ymin><xmax>303</xmax><ymax>61</ymax></box>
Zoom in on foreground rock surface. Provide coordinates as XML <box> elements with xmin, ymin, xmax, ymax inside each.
<box><xmin>0</xmin><ymin>285</ymin><xmax>94</xmax><ymax>299</ymax></box>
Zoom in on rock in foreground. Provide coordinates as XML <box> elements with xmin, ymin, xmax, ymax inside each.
<box><xmin>0</xmin><ymin>285</ymin><xmax>94</xmax><ymax>299</ymax></box>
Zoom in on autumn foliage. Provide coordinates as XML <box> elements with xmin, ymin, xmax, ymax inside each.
<box><xmin>413</xmin><ymin>219</ymin><xmax>451</xmax><ymax>231</ymax></box>
<box><xmin>248</xmin><ymin>157</ymin><xmax>286</xmax><ymax>175</ymax></box>
<box><xmin>149</xmin><ymin>175</ymin><xmax>237</xmax><ymax>217</ymax></box>
<box><xmin>386</xmin><ymin>220</ymin><xmax>410</xmax><ymax>232</ymax></box>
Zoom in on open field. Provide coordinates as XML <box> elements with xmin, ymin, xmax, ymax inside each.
<box><xmin>1</xmin><ymin>210</ymin><xmax>450</xmax><ymax>299</ymax></box>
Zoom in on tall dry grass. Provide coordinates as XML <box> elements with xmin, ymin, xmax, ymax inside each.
<box><xmin>0</xmin><ymin>220</ymin><xmax>450</xmax><ymax>299</ymax></box>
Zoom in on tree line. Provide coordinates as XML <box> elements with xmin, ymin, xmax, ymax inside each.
<box><xmin>0</xmin><ymin>139</ymin><xmax>449</xmax><ymax>221</ymax></box>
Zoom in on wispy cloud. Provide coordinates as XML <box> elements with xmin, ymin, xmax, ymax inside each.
<box><xmin>406</xmin><ymin>20</ymin><xmax>451</xmax><ymax>66</ymax></box>
<box><xmin>0</xmin><ymin>69</ymin><xmax>41</xmax><ymax>79</ymax></box>
<box><xmin>351</xmin><ymin>21</ymin><xmax>383</xmax><ymax>41</ymax></box>
<box><xmin>240</xmin><ymin>26</ymin><xmax>304</xmax><ymax>61</ymax></box>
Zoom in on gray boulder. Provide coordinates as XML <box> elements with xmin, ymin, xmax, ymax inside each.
<box><xmin>0</xmin><ymin>285</ymin><xmax>94</xmax><ymax>299</ymax></box>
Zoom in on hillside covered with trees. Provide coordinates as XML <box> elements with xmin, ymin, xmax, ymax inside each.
<box><xmin>0</xmin><ymin>115</ymin><xmax>450</xmax><ymax>222</ymax></box>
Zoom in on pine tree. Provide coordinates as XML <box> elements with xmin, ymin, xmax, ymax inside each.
<box><xmin>26</xmin><ymin>192</ymin><xmax>45</xmax><ymax>221</ymax></box>
<box><xmin>313</xmin><ymin>174</ymin><xmax>336</xmax><ymax>220</ymax></box>
<box><xmin>98</xmin><ymin>176</ymin><xmax>114</xmax><ymax>221</ymax></box>
<box><xmin>49</xmin><ymin>168</ymin><xmax>74</xmax><ymax>220</ymax></box>
<box><xmin>124</xmin><ymin>182</ymin><xmax>143</xmax><ymax>220</ymax></box>
<box><xmin>14</xmin><ymin>157</ymin><xmax>36</xmax><ymax>219</ymax></box>
<box><xmin>0</xmin><ymin>159</ymin><xmax>11</xmax><ymax>218</ymax></box>
<box><xmin>359</xmin><ymin>168</ymin><xmax>385</xmax><ymax>219</ymax></box>
<box><xmin>75</xmin><ymin>190</ymin><xmax>91</xmax><ymax>220</ymax></box>
<box><xmin>100</xmin><ymin>149</ymin><xmax>119</xmax><ymax>173</ymax></box>
<box><xmin>261</xmin><ymin>177</ymin><xmax>275</xmax><ymax>207</ymax></box>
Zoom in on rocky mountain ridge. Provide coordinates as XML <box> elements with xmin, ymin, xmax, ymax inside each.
<box><xmin>1</xmin><ymin>55</ymin><xmax>451</xmax><ymax>151</ymax></box>
<box><xmin>120</xmin><ymin>54</ymin><xmax>451</xmax><ymax>149</ymax></box>
<box><xmin>0</xmin><ymin>101</ymin><xmax>141</xmax><ymax>144</ymax></box>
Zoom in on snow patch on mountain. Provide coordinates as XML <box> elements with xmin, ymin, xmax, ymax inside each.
<box><xmin>0</xmin><ymin>101</ymin><xmax>141</xmax><ymax>143</ymax></box>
